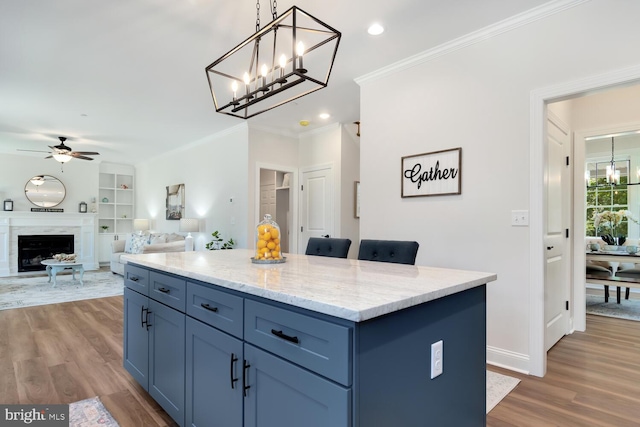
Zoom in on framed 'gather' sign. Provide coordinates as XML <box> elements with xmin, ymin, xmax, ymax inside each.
<box><xmin>401</xmin><ymin>147</ymin><xmax>462</xmax><ymax>197</ymax></box>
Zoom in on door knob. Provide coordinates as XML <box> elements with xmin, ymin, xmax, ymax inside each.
<box><xmin>547</xmin><ymin>246</ymin><xmax>554</xmax><ymax>250</ymax></box>
<box><xmin>322</xmin><ymin>235</ymin><xmax>330</xmax><ymax>238</ymax></box>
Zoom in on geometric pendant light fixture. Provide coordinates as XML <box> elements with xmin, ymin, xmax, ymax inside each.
<box><xmin>205</xmin><ymin>1</ymin><xmax>341</xmax><ymax>119</ymax></box>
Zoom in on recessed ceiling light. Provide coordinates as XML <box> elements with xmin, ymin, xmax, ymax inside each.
<box><xmin>368</xmin><ymin>23</ymin><xmax>384</xmax><ymax>36</ymax></box>
<box><xmin>319</xmin><ymin>113</ymin><xmax>330</xmax><ymax>120</ymax></box>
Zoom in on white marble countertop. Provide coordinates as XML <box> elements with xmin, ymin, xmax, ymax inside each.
<box><xmin>123</xmin><ymin>249</ymin><xmax>496</xmax><ymax>322</ymax></box>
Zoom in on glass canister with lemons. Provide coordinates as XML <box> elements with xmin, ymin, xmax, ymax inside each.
<box><xmin>253</xmin><ymin>214</ymin><xmax>285</xmax><ymax>263</ymax></box>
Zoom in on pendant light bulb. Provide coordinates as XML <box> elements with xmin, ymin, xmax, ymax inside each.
<box><xmin>279</xmin><ymin>54</ymin><xmax>287</xmax><ymax>69</ymax></box>
<box><xmin>261</xmin><ymin>64</ymin><xmax>268</xmax><ymax>77</ymax></box>
<box><xmin>296</xmin><ymin>41</ymin><xmax>305</xmax><ymax>57</ymax></box>
<box><xmin>243</xmin><ymin>72</ymin><xmax>251</xmax><ymax>86</ymax></box>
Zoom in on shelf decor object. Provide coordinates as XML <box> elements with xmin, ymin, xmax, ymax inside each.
<box><xmin>205</xmin><ymin>0</ymin><xmax>341</xmax><ymax>119</ymax></box>
<box><xmin>79</xmin><ymin>201</ymin><xmax>87</xmax><ymax>213</ymax></box>
<box><xmin>3</xmin><ymin>199</ymin><xmax>13</xmax><ymax>211</ymax></box>
<box><xmin>180</xmin><ymin>218</ymin><xmax>199</xmax><ymax>251</ymax></box>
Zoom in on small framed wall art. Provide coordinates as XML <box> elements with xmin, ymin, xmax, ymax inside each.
<box><xmin>3</xmin><ymin>199</ymin><xmax>13</xmax><ymax>211</ymax></box>
<box><xmin>401</xmin><ymin>147</ymin><xmax>461</xmax><ymax>198</ymax></box>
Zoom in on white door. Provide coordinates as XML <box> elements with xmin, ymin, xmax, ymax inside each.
<box><xmin>260</xmin><ymin>183</ymin><xmax>276</xmax><ymax>219</ymax></box>
<box><xmin>544</xmin><ymin>113</ymin><xmax>572</xmax><ymax>351</ymax></box>
<box><xmin>299</xmin><ymin>166</ymin><xmax>333</xmax><ymax>253</ymax></box>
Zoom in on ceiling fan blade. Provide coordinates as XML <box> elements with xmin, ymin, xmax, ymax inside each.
<box><xmin>70</xmin><ymin>154</ymin><xmax>94</xmax><ymax>160</ymax></box>
<box><xmin>17</xmin><ymin>149</ymin><xmax>51</xmax><ymax>153</ymax></box>
<box><xmin>44</xmin><ymin>155</ymin><xmax>53</xmax><ymax>159</ymax></box>
<box><xmin>72</xmin><ymin>151</ymin><xmax>100</xmax><ymax>155</ymax></box>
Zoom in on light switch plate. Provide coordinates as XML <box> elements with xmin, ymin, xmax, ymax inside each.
<box><xmin>511</xmin><ymin>210</ymin><xmax>529</xmax><ymax>226</ymax></box>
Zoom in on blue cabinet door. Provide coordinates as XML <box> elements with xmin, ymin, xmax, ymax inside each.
<box><xmin>149</xmin><ymin>299</ymin><xmax>186</xmax><ymax>427</ymax></box>
<box><xmin>123</xmin><ymin>288</ymin><xmax>149</xmax><ymax>389</ymax></box>
<box><xmin>186</xmin><ymin>318</ymin><xmax>243</xmax><ymax>427</ymax></box>
<box><xmin>243</xmin><ymin>344</ymin><xmax>351</xmax><ymax>427</ymax></box>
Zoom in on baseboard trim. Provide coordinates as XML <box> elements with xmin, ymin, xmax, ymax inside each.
<box><xmin>487</xmin><ymin>346</ymin><xmax>530</xmax><ymax>374</ymax></box>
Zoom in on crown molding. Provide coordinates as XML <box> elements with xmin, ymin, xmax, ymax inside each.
<box><xmin>299</xmin><ymin>122</ymin><xmax>341</xmax><ymax>138</ymax></box>
<box><xmin>248</xmin><ymin>123</ymin><xmax>299</xmax><ymax>139</ymax></box>
<box><xmin>355</xmin><ymin>0</ymin><xmax>590</xmax><ymax>86</ymax></box>
<box><xmin>139</xmin><ymin>122</ymin><xmax>249</xmax><ymax>165</ymax></box>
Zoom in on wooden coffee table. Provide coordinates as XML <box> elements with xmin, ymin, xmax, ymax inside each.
<box><xmin>41</xmin><ymin>259</ymin><xmax>85</xmax><ymax>287</ymax></box>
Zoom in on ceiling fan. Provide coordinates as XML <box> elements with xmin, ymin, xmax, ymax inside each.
<box><xmin>18</xmin><ymin>136</ymin><xmax>100</xmax><ymax>163</ymax></box>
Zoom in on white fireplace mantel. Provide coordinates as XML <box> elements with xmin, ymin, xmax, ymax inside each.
<box><xmin>0</xmin><ymin>211</ymin><xmax>98</xmax><ymax>277</ymax></box>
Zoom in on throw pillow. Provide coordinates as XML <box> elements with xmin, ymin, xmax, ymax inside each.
<box><xmin>149</xmin><ymin>234</ymin><xmax>167</xmax><ymax>245</ymax></box>
<box><xmin>166</xmin><ymin>233</ymin><xmax>185</xmax><ymax>242</ymax></box>
<box><xmin>124</xmin><ymin>233</ymin><xmax>135</xmax><ymax>253</ymax></box>
<box><xmin>129</xmin><ymin>234</ymin><xmax>148</xmax><ymax>254</ymax></box>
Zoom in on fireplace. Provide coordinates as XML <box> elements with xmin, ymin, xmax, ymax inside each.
<box><xmin>18</xmin><ymin>235</ymin><xmax>74</xmax><ymax>272</ymax></box>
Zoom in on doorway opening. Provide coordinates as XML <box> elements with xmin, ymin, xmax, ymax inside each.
<box><xmin>257</xmin><ymin>166</ymin><xmax>297</xmax><ymax>254</ymax></box>
<box><xmin>532</xmin><ymin>66</ymin><xmax>640</xmax><ymax>377</ymax></box>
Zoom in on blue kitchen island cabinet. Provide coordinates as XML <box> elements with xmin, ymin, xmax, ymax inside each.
<box><xmin>123</xmin><ymin>266</ymin><xmax>186</xmax><ymax>426</ymax></box>
<box><xmin>123</xmin><ymin>250</ymin><xmax>496</xmax><ymax>427</ymax></box>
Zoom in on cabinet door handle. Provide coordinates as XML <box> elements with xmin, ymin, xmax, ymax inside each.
<box><xmin>201</xmin><ymin>303</ymin><xmax>219</xmax><ymax>313</ymax></box>
<box><xmin>157</xmin><ymin>287</ymin><xmax>170</xmax><ymax>293</ymax></box>
<box><xmin>243</xmin><ymin>360</ymin><xmax>251</xmax><ymax>397</ymax></box>
<box><xmin>130</xmin><ymin>276</ymin><xmax>139</xmax><ymax>282</ymax></box>
<box><xmin>271</xmin><ymin>329</ymin><xmax>299</xmax><ymax>344</ymax></box>
<box><xmin>141</xmin><ymin>307</ymin><xmax>152</xmax><ymax>330</ymax></box>
<box><xmin>230</xmin><ymin>353</ymin><xmax>239</xmax><ymax>389</ymax></box>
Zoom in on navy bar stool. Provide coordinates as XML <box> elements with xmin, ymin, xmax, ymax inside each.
<box><xmin>305</xmin><ymin>237</ymin><xmax>352</xmax><ymax>258</ymax></box>
<box><xmin>357</xmin><ymin>239</ymin><xmax>419</xmax><ymax>265</ymax></box>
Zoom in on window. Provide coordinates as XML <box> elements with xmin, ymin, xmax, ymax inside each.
<box><xmin>585</xmin><ymin>159</ymin><xmax>630</xmax><ymax>236</ymax></box>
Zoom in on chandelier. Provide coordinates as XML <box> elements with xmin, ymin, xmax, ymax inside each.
<box><xmin>205</xmin><ymin>1</ymin><xmax>341</xmax><ymax>119</ymax></box>
<box><xmin>586</xmin><ymin>135</ymin><xmax>640</xmax><ymax>187</ymax></box>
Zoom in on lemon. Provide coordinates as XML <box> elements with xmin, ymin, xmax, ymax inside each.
<box><xmin>263</xmin><ymin>232</ymin><xmax>272</xmax><ymax>241</ymax></box>
<box><xmin>257</xmin><ymin>240</ymin><xmax>267</xmax><ymax>249</ymax></box>
<box><xmin>270</xmin><ymin>228</ymin><xmax>279</xmax><ymax>239</ymax></box>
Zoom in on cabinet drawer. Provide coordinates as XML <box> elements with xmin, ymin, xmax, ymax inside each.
<box><xmin>244</xmin><ymin>299</ymin><xmax>351</xmax><ymax>386</ymax></box>
<box><xmin>149</xmin><ymin>272</ymin><xmax>186</xmax><ymax>312</ymax></box>
<box><xmin>125</xmin><ymin>264</ymin><xmax>149</xmax><ymax>295</ymax></box>
<box><xmin>187</xmin><ymin>282</ymin><xmax>243</xmax><ymax>338</ymax></box>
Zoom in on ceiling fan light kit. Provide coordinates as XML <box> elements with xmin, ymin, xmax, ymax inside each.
<box><xmin>205</xmin><ymin>2</ymin><xmax>341</xmax><ymax>119</ymax></box>
<box><xmin>17</xmin><ymin>136</ymin><xmax>100</xmax><ymax>170</ymax></box>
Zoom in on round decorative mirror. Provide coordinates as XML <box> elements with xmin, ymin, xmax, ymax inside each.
<box><xmin>24</xmin><ymin>175</ymin><xmax>66</xmax><ymax>207</ymax></box>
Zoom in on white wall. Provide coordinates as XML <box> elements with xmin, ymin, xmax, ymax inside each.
<box><xmin>0</xmin><ymin>153</ymin><xmax>98</xmax><ymax>212</ymax></box>
<box><xmin>135</xmin><ymin>125</ymin><xmax>249</xmax><ymax>251</ymax></box>
<box><xmin>357</xmin><ymin>1</ymin><xmax>640</xmax><ymax>373</ymax></box>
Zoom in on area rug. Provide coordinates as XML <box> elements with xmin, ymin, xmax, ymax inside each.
<box><xmin>486</xmin><ymin>370</ymin><xmax>520</xmax><ymax>413</ymax></box>
<box><xmin>586</xmin><ymin>294</ymin><xmax>640</xmax><ymax>321</ymax></box>
<box><xmin>69</xmin><ymin>396</ymin><xmax>119</xmax><ymax>427</ymax></box>
<box><xmin>0</xmin><ymin>270</ymin><xmax>124</xmax><ymax>311</ymax></box>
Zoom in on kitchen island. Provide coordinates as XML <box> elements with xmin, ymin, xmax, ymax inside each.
<box><xmin>122</xmin><ymin>249</ymin><xmax>496</xmax><ymax>427</ymax></box>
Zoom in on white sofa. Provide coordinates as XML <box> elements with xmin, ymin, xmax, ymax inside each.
<box><xmin>110</xmin><ymin>232</ymin><xmax>186</xmax><ymax>275</ymax></box>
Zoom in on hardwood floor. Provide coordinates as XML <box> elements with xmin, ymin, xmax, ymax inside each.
<box><xmin>0</xmin><ymin>296</ymin><xmax>178</xmax><ymax>427</ymax></box>
<box><xmin>2</xmin><ymin>296</ymin><xmax>639</xmax><ymax>426</ymax></box>
<box><xmin>488</xmin><ymin>315</ymin><xmax>640</xmax><ymax>426</ymax></box>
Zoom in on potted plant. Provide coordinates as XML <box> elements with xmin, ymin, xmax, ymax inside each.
<box><xmin>101</xmin><ymin>225</ymin><xmax>109</xmax><ymax>233</ymax></box>
<box><xmin>206</xmin><ymin>230</ymin><xmax>235</xmax><ymax>250</ymax></box>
